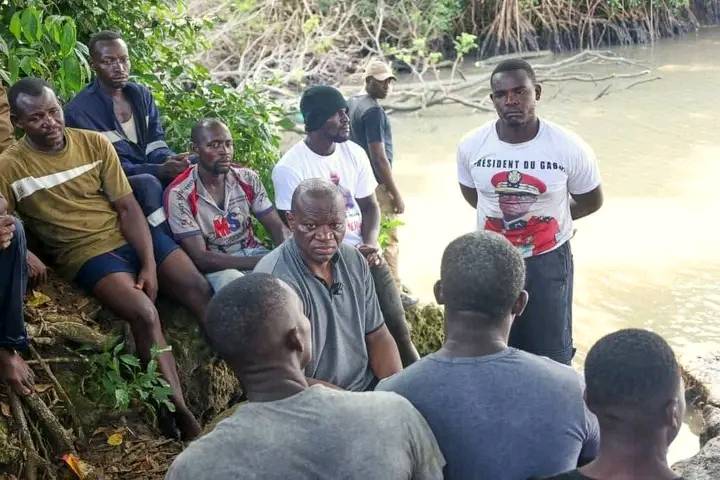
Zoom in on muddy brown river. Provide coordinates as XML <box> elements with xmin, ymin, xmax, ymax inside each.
<box><xmin>390</xmin><ymin>27</ymin><xmax>720</xmax><ymax>461</ymax></box>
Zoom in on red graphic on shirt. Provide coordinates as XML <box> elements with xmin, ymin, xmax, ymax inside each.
<box><xmin>483</xmin><ymin>170</ymin><xmax>559</xmax><ymax>256</ymax></box>
<box><xmin>213</xmin><ymin>215</ymin><xmax>232</xmax><ymax>237</ymax></box>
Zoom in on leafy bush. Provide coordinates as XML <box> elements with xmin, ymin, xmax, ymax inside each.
<box><xmin>84</xmin><ymin>342</ymin><xmax>175</xmax><ymax>414</ymax></box>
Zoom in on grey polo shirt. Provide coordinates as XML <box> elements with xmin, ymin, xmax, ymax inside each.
<box><xmin>254</xmin><ymin>240</ymin><xmax>384</xmax><ymax>391</ymax></box>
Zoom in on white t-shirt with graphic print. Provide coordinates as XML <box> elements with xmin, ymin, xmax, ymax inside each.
<box><xmin>457</xmin><ymin>119</ymin><xmax>600</xmax><ymax>258</ymax></box>
<box><xmin>273</xmin><ymin>140</ymin><xmax>378</xmax><ymax>246</ymax></box>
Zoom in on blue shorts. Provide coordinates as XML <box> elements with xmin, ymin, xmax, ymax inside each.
<box><xmin>74</xmin><ymin>228</ymin><xmax>179</xmax><ymax>292</ymax></box>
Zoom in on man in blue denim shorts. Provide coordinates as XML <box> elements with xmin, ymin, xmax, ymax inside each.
<box><xmin>457</xmin><ymin>59</ymin><xmax>603</xmax><ymax>364</ymax></box>
<box><xmin>0</xmin><ymin>78</ymin><xmax>212</xmax><ymax>440</ymax></box>
<box><xmin>165</xmin><ymin>119</ymin><xmax>288</xmax><ymax>294</ymax></box>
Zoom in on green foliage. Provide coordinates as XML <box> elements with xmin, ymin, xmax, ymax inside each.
<box><xmin>0</xmin><ymin>5</ymin><xmax>90</xmax><ymax>99</ymax></box>
<box><xmin>84</xmin><ymin>342</ymin><xmax>175</xmax><ymax>414</ymax></box>
<box><xmin>378</xmin><ymin>215</ymin><xmax>404</xmax><ymax>250</ymax></box>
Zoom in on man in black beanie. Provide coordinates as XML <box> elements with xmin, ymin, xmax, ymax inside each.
<box><xmin>271</xmin><ymin>85</ymin><xmax>420</xmax><ymax>368</ymax></box>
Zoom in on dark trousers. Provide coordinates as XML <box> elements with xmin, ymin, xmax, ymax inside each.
<box><xmin>370</xmin><ymin>262</ymin><xmax>419</xmax><ymax>366</ymax></box>
<box><xmin>509</xmin><ymin>241</ymin><xmax>574</xmax><ymax>365</ymax></box>
<box><xmin>0</xmin><ymin>218</ymin><xmax>28</xmax><ymax>350</ymax></box>
<box><xmin>128</xmin><ymin>174</ymin><xmax>169</xmax><ymax>232</ymax></box>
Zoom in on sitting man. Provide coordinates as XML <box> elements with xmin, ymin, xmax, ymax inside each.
<box><xmin>166</xmin><ymin>273</ymin><xmax>445</xmax><ymax>479</ymax></box>
<box><xmin>255</xmin><ymin>179</ymin><xmax>402</xmax><ymax>391</ymax></box>
<box><xmin>1</xmin><ymin>84</ymin><xmax>13</xmax><ymax>152</ymax></box>
<box><xmin>272</xmin><ymin>85</ymin><xmax>419</xmax><ymax>366</ymax></box>
<box><xmin>1</xmin><ymin>78</ymin><xmax>213</xmax><ymax>440</ymax></box>
<box><xmin>165</xmin><ymin>119</ymin><xmax>288</xmax><ymax>293</ymax></box>
<box><xmin>540</xmin><ymin>329</ymin><xmax>686</xmax><ymax>480</ymax></box>
<box><xmin>64</xmin><ymin>30</ymin><xmax>190</xmax><ymax>228</ymax></box>
<box><xmin>378</xmin><ymin>231</ymin><xmax>599</xmax><ymax>479</ymax></box>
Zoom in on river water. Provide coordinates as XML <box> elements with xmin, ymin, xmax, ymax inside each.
<box><xmin>391</xmin><ymin>27</ymin><xmax>720</xmax><ymax>461</ymax></box>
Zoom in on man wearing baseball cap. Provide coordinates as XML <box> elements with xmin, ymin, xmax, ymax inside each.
<box><xmin>271</xmin><ymin>85</ymin><xmax>420</xmax><ymax>367</ymax></box>
<box><xmin>347</xmin><ymin>61</ymin><xmax>416</xmax><ymax>308</ymax></box>
<box><xmin>457</xmin><ymin>59</ymin><xmax>603</xmax><ymax>365</ymax></box>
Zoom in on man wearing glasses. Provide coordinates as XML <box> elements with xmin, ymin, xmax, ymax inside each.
<box><xmin>64</xmin><ymin>30</ymin><xmax>189</xmax><ymax>229</ymax></box>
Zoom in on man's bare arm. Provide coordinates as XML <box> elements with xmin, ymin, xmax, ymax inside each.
<box><xmin>459</xmin><ymin>183</ymin><xmax>478</xmax><ymax>209</ymax></box>
<box><xmin>368</xmin><ymin>142</ymin><xmax>404</xmax><ymax>213</ymax></box>
<box><xmin>179</xmin><ymin>235</ymin><xmax>262</xmax><ymax>273</ymax></box>
<box><xmin>366</xmin><ymin>324</ymin><xmax>402</xmax><ymax>380</ymax></box>
<box><xmin>356</xmin><ymin>194</ymin><xmax>381</xmax><ymax>247</ymax></box>
<box><xmin>258</xmin><ymin>209</ymin><xmax>290</xmax><ymax>246</ymax></box>
<box><xmin>570</xmin><ymin>185</ymin><xmax>603</xmax><ymax>220</ymax></box>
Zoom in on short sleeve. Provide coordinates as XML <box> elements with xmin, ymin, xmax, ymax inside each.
<box><xmin>362</xmin><ymin>107</ymin><xmax>385</xmax><ymax>145</ymax></box>
<box><xmin>97</xmin><ymin>136</ymin><xmax>132</xmax><ymax>202</ymax></box>
<box><xmin>456</xmin><ymin>142</ymin><xmax>474</xmax><ymax>188</ymax></box>
<box><xmin>353</xmin><ymin>147</ymin><xmax>378</xmax><ymax>199</ymax></box>
<box><xmin>245</xmin><ymin>170</ymin><xmax>273</xmax><ymax>216</ymax></box>
<box><xmin>0</xmin><ymin>160</ymin><xmax>15</xmax><ymax>213</ymax></box>
<box><xmin>166</xmin><ymin>187</ymin><xmax>201</xmax><ymax>240</ymax></box>
<box><xmin>579</xmin><ymin>404</ymin><xmax>600</xmax><ymax>464</ymax></box>
<box><xmin>272</xmin><ymin>164</ymin><xmax>302</xmax><ymax>211</ymax></box>
<box><xmin>402</xmin><ymin>400</ymin><xmax>446</xmax><ymax>479</ymax></box>
<box><xmin>362</xmin><ymin>254</ymin><xmax>385</xmax><ymax>334</ymax></box>
<box><xmin>566</xmin><ymin>137</ymin><xmax>601</xmax><ymax>195</ymax></box>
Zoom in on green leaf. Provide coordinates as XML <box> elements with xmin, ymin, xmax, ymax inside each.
<box><xmin>9</xmin><ymin>13</ymin><xmax>22</xmax><ymax>42</ymax></box>
<box><xmin>113</xmin><ymin>341</ymin><xmax>125</xmax><ymax>356</ymax></box>
<box><xmin>119</xmin><ymin>354</ymin><xmax>141</xmax><ymax>368</ymax></box>
<box><xmin>60</xmin><ymin>20</ymin><xmax>76</xmax><ymax>56</ymax></box>
<box><xmin>114</xmin><ymin>388</ymin><xmax>130</xmax><ymax>409</ymax></box>
<box><xmin>20</xmin><ymin>7</ymin><xmax>42</xmax><ymax>44</ymax></box>
<box><xmin>146</xmin><ymin>359</ymin><xmax>157</xmax><ymax>376</ymax></box>
<box><xmin>18</xmin><ymin>56</ymin><xmax>34</xmax><ymax>76</ymax></box>
<box><xmin>0</xmin><ymin>37</ymin><xmax>8</xmax><ymax>56</ymax></box>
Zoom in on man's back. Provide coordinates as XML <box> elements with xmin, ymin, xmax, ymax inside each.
<box><xmin>378</xmin><ymin>348</ymin><xmax>599</xmax><ymax>480</ymax></box>
<box><xmin>166</xmin><ymin>386</ymin><xmax>445</xmax><ymax>479</ymax></box>
<box><xmin>347</xmin><ymin>93</ymin><xmax>393</xmax><ymax>177</ymax></box>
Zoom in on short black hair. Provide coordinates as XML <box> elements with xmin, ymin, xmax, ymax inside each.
<box><xmin>204</xmin><ymin>273</ymin><xmax>289</xmax><ymax>362</ymax></box>
<box><xmin>290</xmin><ymin>178</ymin><xmax>344</xmax><ymax>213</ymax></box>
<box><xmin>440</xmin><ymin>231</ymin><xmax>525</xmax><ymax>319</ymax></box>
<box><xmin>491</xmin><ymin>59</ymin><xmax>537</xmax><ymax>85</ymax></box>
<box><xmin>7</xmin><ymin>77</ymin><xmax>54</xmax><ymax>116</ymax></box>
<box><xmin>585</xmin><ymin>329</ymin><xmax>680</xmax><ymax>415</ymax></box>
<box><xmin>190</xmin><ymin>118</ymin><xmax>227</xmax><ymax>144</ymax></box>
<box><xmin>88</xmin><ymin>30</ymin><xmax>123</xmax><ymax>58</ymax></box>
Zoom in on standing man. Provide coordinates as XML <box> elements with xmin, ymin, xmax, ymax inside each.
<box><xmin>348</xmin><ymin>61</ymin><xmax>415</xmax><ymax>306</ymax></box>
<box><xmin>273</xmin><ymin>85</ymin><xmax>419</xmax><ymax>366</ymax></box>
<box><xmin>378</xmin><ymin>231</ymin><xmax>599</xmax><ymax>479</ymax></box>
<box><xmin>64</xmin><ymin>30</ymin><xmax>190</xmax><ymax>228</ymax></box>
<box><xmin>540</xmin><ymin>329</ymin><xmax>685</xmax><ymax>480</ymax></box>
<box><xmin>2</xmin><ymin>78</ymin><xmax>212</xmax><ymax>439</ymax></box>
<box><xmin>255</xmin><ymin>179</ymin><xmax>402</xmax><ymax>391</ymax></box>
<box><xmin>165</xmin><ymin>119</ymin><xmax>288</xmax><ymax>293</ymax></box>
<box><xmin>456</xmin><ymin>59</ymin><xmax>603</xmax><ymax>365</ymax></box>
<box><xmin>166</xmin><ymin>273</ymin><xmax>445</xmax><ymax>479</ymax></box>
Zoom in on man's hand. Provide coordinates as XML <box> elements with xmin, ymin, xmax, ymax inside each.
<box><xmin>0</xmin><ymin>215</ymin><xmax>15</xmax><ymax>250</ymax></box>
<box><xmin>0</xmin><ymin>348</ymin><xmax>34</xmax><ymax>396</ymax></box>
<box><xmin>135</xmin><ymin>265</ymin><xmax>158</xmax><ymax>303</ymax></box>
<box><xmin>358</xmin><ymin>243</ymin><xmax>383</xmax><ymax>267</ymax></box>
<box><xmin>391</xmin><ymin>192</ymin><xmax>405</xmax><ymax>214</ymax></box>
<box><xmin>27</xmin><ymin>251</ymin><xmax>48</xmax><ymax>288</ymax></box>
<box><xmin>158</xmin><ymin>154</ymin><xmax>191</xmax><ymax>182</ymax></box>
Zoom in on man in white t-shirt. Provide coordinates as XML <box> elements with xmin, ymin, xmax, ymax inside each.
<box><xmin>273</xmin><ymin>86</ymin><xmax>419</xmax><ymax>366</ymax></box>
<box><xmin>456</xmin><ymin>59</ymin><xmax>603</xmax><ymax>365</ymax></box>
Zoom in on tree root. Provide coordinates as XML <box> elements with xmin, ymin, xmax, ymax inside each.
<box><xmin>8</xmin><ymin>389</ymin><xmax>37</xmax><ymax>480</ymax></box>
<box><xmin>21</xmin><ymin>392</ymin><xmax>76</xmax><ymax>455</ymax></box>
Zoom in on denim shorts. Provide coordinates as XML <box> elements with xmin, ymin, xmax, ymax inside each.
<box><xmin>508</xmin><ymin>241</ymin><xmax>575</xmax><ymax>365</ymax></box>
<box><xmin>74</xmin><ymin>228</ymin><xmax>179</xmax><ymax>292</ymax></box>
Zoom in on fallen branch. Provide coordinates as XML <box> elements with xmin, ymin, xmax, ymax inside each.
<box><xmin>8</xmin><ymin>389</ymin><xmax>37</xmax><ymax>480</ymax></box>
<box><xmin>625</xmin><ymin>75</ymin><xmax>662</xmax><ymax>89</ymax></box>
<box><xmin>22</xmin><ymin>392</ymin><xmax>76</xmax><ymax>455</ymax></box>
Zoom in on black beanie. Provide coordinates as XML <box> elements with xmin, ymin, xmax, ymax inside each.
<box><xmin>300</xmin><ymin>86</ymin><xmax>348</xmax><ymax>132</ymax></box>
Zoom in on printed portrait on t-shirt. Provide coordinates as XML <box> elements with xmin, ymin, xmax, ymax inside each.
<box><xmin>484</xmin><ymin>170</ymin><xmax>560</xmax><ymax>257</ymax></box>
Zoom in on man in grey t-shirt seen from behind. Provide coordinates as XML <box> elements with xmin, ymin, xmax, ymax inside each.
<box><xmin>255</xmin><ymin>178</ymin><xmax>402</xmax><ymax>391</ymax></box>
<box><xmin>165</xmin><ymin>273</ymin><xmax>445</xmax><ymax>480</ymax></box>
<box><xmin>377</xmin><ymin>231</ymin><xmax>599</xmax><ymax>480</ymax></box>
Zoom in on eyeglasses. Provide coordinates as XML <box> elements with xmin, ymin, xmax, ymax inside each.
<box><xmin>98</xmin><ymin>57</ymin><xmax>130</xmax><ymax>67</ymax></box>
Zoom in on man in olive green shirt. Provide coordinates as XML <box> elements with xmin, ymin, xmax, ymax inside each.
<box><xmin>0</xmin><ymin>78</ymin><xmax>211</xmax><ymax>440</ymax></box>
<box><xmin>0</xmin><ymin>84</ymin><xmax>13</xmax><ymax>153</ymax></box>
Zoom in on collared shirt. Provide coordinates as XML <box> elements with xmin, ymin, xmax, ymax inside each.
<box><xmin>254</xmin><ymin>240</ymin><xmax>384</xmax><ymax>391</ymax></box>
<box><xmin>0</xmin><ymin>128</ymin><xmax>132</xmax><ymax>278</ymax></box>
<box><xmin>64</xmin><ymin>79</ymin><xmax>175</xmax><ymax>177</ymax></box>
<box><xmin>165</xmin><ymin>164</ymin><xmax>273</xmax><ymax>254</ymax></box>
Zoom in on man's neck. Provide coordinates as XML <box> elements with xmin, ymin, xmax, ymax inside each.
<box><xmin>582</xmin><ymin>430</ymin><xmax>677</xmax><ymax>480</ymax></box>
<box><xmin>496</xmin><ymin>117</ymin><xmax>540</xmax><ymax>144</ymax></box>
<box><xmin>25</xmin><ymin>135</ymin><xmax>65</xmax><ymax>154</ymax></box>
<box><xmin>97</xmin><ymin>78</ymin><xmax>124</xmax><ymax>99</ymax></box>
<box><xmin>237</xmin><ymin>363</ymin><xmax>309</xmax><ymax>403</ymax></box>
<box><xmin>438</xmin><ymin>310</ymin><xmax>511</xmax><ymax>358</ymax></box>
<box><xmin>198</xmin><ymin>167</ymin><xmax>225</xmax><ymax>189</ymax></box>
<box><xmin>304</xmin><ymin>135</ymin><xmax>335</xmax><ymax>156</ymax></box>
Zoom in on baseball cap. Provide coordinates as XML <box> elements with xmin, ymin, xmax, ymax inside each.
<box><xmin>364</xmin><ymin>60</ymin><xmax>396</xmax><ymax>81</ymax></box>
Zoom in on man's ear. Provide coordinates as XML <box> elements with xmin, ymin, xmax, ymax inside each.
<box><xmin>511</xmin><ymin>290</ymin><xmax>529</xmax><ymax>317</ymax></box>
<box><xmin>286</xmin><ymin>326</ymin><xmax>304</xmax><ymax>354</ymax></box>
<box><xmin>534</xmin><ymin>83</ymin><xmax>542</xmax><ymax>101</ymax></box>
<box><xmin>286</xmin><ymin>212</ymin><xmax>297</xmax><ymax>231</ymax></box>
<box><xmin>433</xmin><ymin>280</ymin><xmax>444</xmax><ymax>305</ymax></box>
